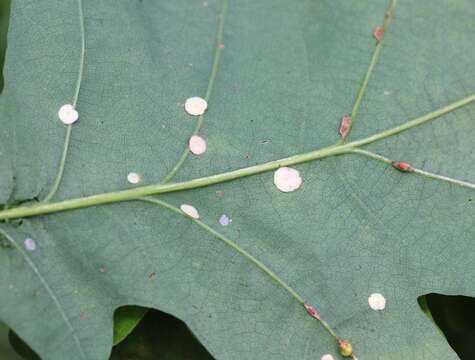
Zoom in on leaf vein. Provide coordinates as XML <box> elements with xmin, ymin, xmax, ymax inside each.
<box><xmin>0</xmin><ymin>226</ymin><xmax>87</xmax><ymax>359</ymax></box>
<box><xmin>162</xmin><ymin>0</ymin><xmax>229</xmax><ymax>183</ymax></box>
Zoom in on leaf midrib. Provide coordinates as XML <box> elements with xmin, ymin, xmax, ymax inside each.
<box><xmin>1</xmin><ymin>92</ymin><xmax>474</xmax><ymax>221</ymax></box>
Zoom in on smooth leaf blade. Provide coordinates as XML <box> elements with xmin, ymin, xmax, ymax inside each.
<box><xmin>0</xmin><ymin>0</ymin><xmax>474</xmax><ymax>359</ymax></box>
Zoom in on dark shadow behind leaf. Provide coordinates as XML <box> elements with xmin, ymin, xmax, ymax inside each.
<box><xmin>420</xmin><ymin>294</ymin><xmax>475</xmax><ymax>360</ymax></box>
<box><xmin>0</xmin><ymin>322</ymin><xmax>23</xmax><ymax>360</ymax></box>
<box><xmin>4</xmin><ymin>309</ymin><xmax>213</xmax><ymax>359</ymax></box>
<box><xmin>8</xmin><ymin>329</ymin><xmax>40</xmax><ymax>360</ymax></box>
<box><xmin>113</xmin><ymin>306</ymin><xmax>148</xmax><ymax>346</ymax></box>
<box><xmin>110</xmin><ymin>309</ymin><xmax>214</xmax><ymax>360</ymax></box>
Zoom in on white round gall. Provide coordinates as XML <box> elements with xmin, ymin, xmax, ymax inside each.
<box><xmin>189</xmin><ymin>135</ymin><xmax>207</xmax><ymax>155</ymax></box>
<box><xmin>184</xmin><ymin>97</ymin><xmax>208</xmax><ymax>116</ymax></box>
<box><xmin>24</xmin><ymin>238</ymin><xmax>37</xmax><ymax>252</ymax></box>
<box><xmin>58</xmin><ymin>104</ymin><xmax>79</xmax><ymax>124</ymax></box>
<box><xmin>219</xmin><ymin>214</ymin><xmax>231</xmax><ymax>226</ymax></box>
<box><xmin>368</xmin><ymin>293</ymin><xmax>386</xmax><ymax>311</ymax></box>
<box><xmin>180</xmin><ymin>204</ymin><xmax>200</xmax><ymax>219</ymax></box>
<box><xmin>273</xmin><ymin>167</ymin><xmax>302</xmax><ymax>192</ymax></box>
<box><xmin>321</xmin><ymin>355</ymin><xmax>334</xmax><ymax>360</ymax></box>
<box><xmin>127</xmin><ymin>172</ymin><xmax>141</xmax><ymax>184</ymax></box>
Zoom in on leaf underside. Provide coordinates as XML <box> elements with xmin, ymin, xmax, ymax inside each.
<box><xmin>1</xmin><ymin>0</ymin><xmax>475</xmax><ymax>359</ymax></box>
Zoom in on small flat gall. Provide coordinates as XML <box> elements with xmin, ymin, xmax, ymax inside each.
<box><xmin>189</xmin><ymin>135</ymin><xmax>207</xmax><ymax>155</ymax></box>
<box><xmin>373</xmin><ymin>25</ymin><xmax>384</xmax><ymax>42</ymax></box>
<box><xmin>368</xmin><ymin>293</ymin><xmax>386</xmax><ymax>311</ymax></box>
<box><xmin>180</xmin><ymin>204</ymin><xmax>200</xmax><ymax>219</ymax></box>
<box><xmin>304</xmin><ymin>303</ymin><xmax>320</xmax><ymax>320</ymax></box>
<box><xmin>24</xmin><ymin>238</ymin><xmax>36</xmax><ymax>252</ymax></box>
<box><xmin>58</xmin><ymin>104</ymin><xmax>79</xmax><ymax>125</ymax></box>
<box><xmin>321</xmin><ymin>355</ymin><xmax>335</xmax><ymax>360</ymax></box>
<box><xmin>127</xmin><ymin>172</ymin><xmax>141</xmax><ymax>184</ymax></box>
<box><xmin>219</xmin><ymin>214</ymin><xmax>231</xmax><ymax>226</ymax></box>
<box><xmin>392</xmin><ymin>161</ymin><xmax>414</xmax><ymax>173</ymax></box>
<box><xmin>274</xmin><ymin>167</ymin><xmax>302</xmax><ymax>193</ymax></box>
<box><xmin>339</xmin><ymin>115</ymin><xmax>352</xmax><ymax>139</ymax></box>
<box><xmin>184</xmin><ymin>97</ymin><xmax>208</xmax><ymax>116</ymax></box>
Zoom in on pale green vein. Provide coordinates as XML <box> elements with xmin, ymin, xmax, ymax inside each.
<box><xmin>140</xmin><ymin>197</ymin><xmax>304</xmax><ymax>303</ymax></box>
<box><xmin>338</xmin><ymin>0</ymin><xmax>397</xmax><ymax>142</ymax></box>
<box><xmin>348</xmin><ymin>148</ymin><xmax>393</xmax><ymax>164</ymax></box>
<box><xmin>72</xmin><ymin>0</ymin><xmax>86</xmax><ymax>109</ymax></box>
<box><xmin>348</xmin><ymin>93</ymin><xmax>475</xmax><ymax>148</ymax></box>
<box><xmin>43</xmin><ymin>0</ymin><xmax>85</xmax><ymax>203</ymax></box>
<box><xmin>43</xmin><ymin>125</ymin><xmax>72</xmax><ymax>202</ymax></box>
<box><xmin>162</xmin><ymin>0</ymin><xmax>228</xmax><ymax>183</ymax></box>
<box><xmin>140</xmin><ymin>196</ymin><xmax>339</xmax><ymax>340</ymax></box>
<box><xmin>351</xmin><ymin>148</ymin><xmax>475</xmax><ymax>190</ymax></box>
<box><xmin>0</xmin><ymin>93</ymin><xmax>474</xmax><ymax>220</ymax></box>
<box><xmin>0</xmin><ymin>227</ymin><xmax>87</xmax><ymax>360</ymax></box>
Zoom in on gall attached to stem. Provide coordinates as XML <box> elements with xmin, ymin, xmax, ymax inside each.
<box><xmin>339</xmin><ymin>115</ymin><xmax>352</xmax><ymax>139</ymax></box>
<box><xmin>391</xmin><ymin>161</ymin><xmax>414</xmax><ymax>173</ymax></box>
<box><xmin>373</xmin><ymin>26</ymin><xmax>384</xmax><ymax>43</ymax></box>
<box><xmin>304</xmin><ymin>303</ymin><xmax>321</xmax><ymax>320</ymax></box>
<box><xmin>339</xmin><ymin>340</ymin><xmax>353</xmax><ymax>357</ymax></box>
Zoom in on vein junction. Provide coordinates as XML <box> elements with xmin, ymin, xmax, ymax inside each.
<box><xmin>1</xmin><ymin>92</ymin><xmax>474</xmax><ymax>221</ymax></box>
<box><xmin>2</xmin><ymin>0</ymin><xmax>475</xmax><ymax>358</ymax></box>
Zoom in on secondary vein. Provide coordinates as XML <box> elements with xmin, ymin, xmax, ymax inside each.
<box><xmin>140</xmin><ymin>197</ymin><xmax>339</xmax><ymax>340</ymax></box>
<box><xmin>0</xmin><ymin>227</ymin><xmax>87</xmax><ymax>359</ymax></box>
<box><xmin>351</xmin><ymin>148</ymin><xmax>475</xmax><ymax>191</ymax></box>
<box><xmin>162</xmin><ymin>0</ymin><xmax>228</xmax><ymax>183</ymax></box>
<box><xmin>43</xmin><ymin>0</ymin><xmax>86</xmax><ymax>203</ymax></box>
<box><xmin>338</xmin><ymin>0</ymin><xmax>398</xmax><ymax>142</ymax></box>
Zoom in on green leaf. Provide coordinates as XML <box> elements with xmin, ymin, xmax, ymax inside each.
<box><xmin>0</xmin><ymin>322</ymin><xmax>23</xmax><ymax>360</ymax></box>
<box><xmin>426</xmin><ymin>294</ymin><xmax>475</xmax><ymax>359</ymax></box>
<box><xmin>8</xmin><ymin>330</ymin><xmax>40</xmax><ymax>360</ymax></box>
<box><xmin>2</xmin><ymin>310</ymin><xmax>207</xmax><ymax>360</ymax></box>
<box><xmin>112</xmin><ymin>306</ymin><xmax>148</xmax><ymax>346</ymax></box>
<box><xmin>0</xmin><ymin>0</ymin><xmax>10</xmax><ymax>93</ymax></box>
<box><xmin>110</xmin><ymin>309</ymin><xmax>214</xmax><ymax>360</ymax></box>
<box><xmin>417</xmin><ymin>296</ymin><xmax>436</xmax><ymax>326</ymax></box>
<box><xmin>0</xmin><ymin>0</ymin><xmax>474</xmax><ymax>359</ymax></box>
